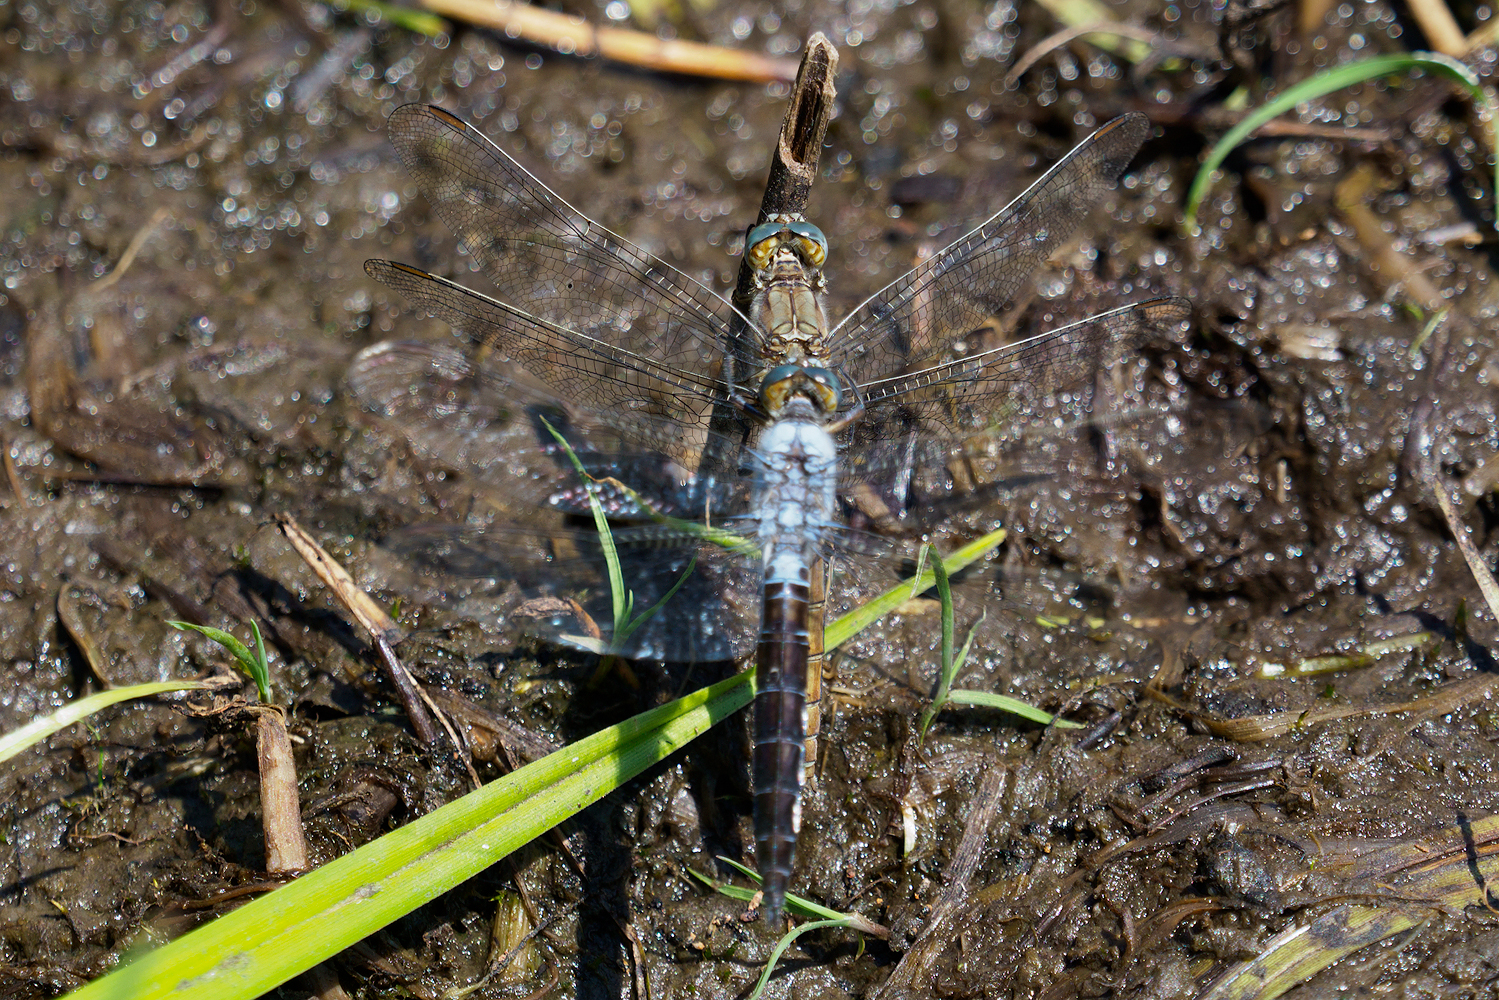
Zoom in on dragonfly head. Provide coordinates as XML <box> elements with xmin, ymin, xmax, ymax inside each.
<box><xmin>744</xmin><ymin>219</ymin><xmax>828</xmax><ymax>273</ymax></box>
<box><xmin>758</xmin><ymin>363</ymin><xmax>842</xmax><ymax>418</ymax></box>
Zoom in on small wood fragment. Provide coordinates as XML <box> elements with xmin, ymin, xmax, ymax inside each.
<box><xmin>274</xmin><ymin>514</ymin><xmax>405</xmax><ymax>647</ymax></box>
<box><xmin>274</xmin><ymin>514</ymin><xmax>439</xmax><ymax>746</ymax></box>
<box><xmin>730</xmin><ymin>32</ymin><xmax>839</xmax><ymax>317</ymax></box>
<box><xmin>257</xmin><ymin>709</ymin><xmax>310</xmax><ymax>874</ymax></box>
<box><xmin>418</xmin><ymin>0</ymin><xmax>798</xmax><ymax>82</ymax></box>
<box><xmin>1403</xmin><ymin>0</ymin><xmax>1468</xmax><ymax>56</ymax></box>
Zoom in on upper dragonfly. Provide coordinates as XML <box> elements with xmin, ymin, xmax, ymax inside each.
<box><xmin>356</xmin><ymin>102</ymin><xmax>1190</xmax><ymax>922</ymax></box>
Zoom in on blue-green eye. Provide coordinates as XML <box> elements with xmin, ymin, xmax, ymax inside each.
<box><xmin>803</xmin><ymin>366</ymin><xmax>842</xmax><ymax>407</ymax></box>
<box><xmin>787</xmin><ymin>221</ymin><xmax>827</xmax><ymax>253</ymax></box>
<box><xmin>764</xmin><ymin>363</ymin><xmax>800</xmax><ymax>385</ymax></box>
<box><xmin>745</xmin><ymin>222</ymin><xmax>788</xmax><ymax>254</ymax></box>
<box><xmin>788</xmin><ymin>221</ymin><xmax>827</xmax><ymax>266</ymax></box>
<box><xmin>757</xmin><ymin>364</ymin><xmax>842</xmax><ymax>416</ymax></box>
<box><xmin>744</xmin><ymin>219</ymin><xmax>828</xmax><ymax>269</ymax></box>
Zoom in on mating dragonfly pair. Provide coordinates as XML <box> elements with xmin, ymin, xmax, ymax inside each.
<box><xmin>351</xmin><ymin>101</ymin><xmax>1190</xmax><ymax>922</ymax></box>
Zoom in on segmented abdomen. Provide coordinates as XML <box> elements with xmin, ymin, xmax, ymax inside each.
<box><xmin>753</xmin><ymin>572</ymin><xmax>809</xmax><ymax>924</ymax></box>
<box><xmin>751</xmin><ymin>417</ymin><xmax>837</xmax><ymax>924</ymax></box>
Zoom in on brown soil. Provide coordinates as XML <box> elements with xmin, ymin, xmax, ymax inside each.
<box><xmin>3</xmin><ymin>0</ymin><xmax>1499</xmax><ymax>997</ymax></box>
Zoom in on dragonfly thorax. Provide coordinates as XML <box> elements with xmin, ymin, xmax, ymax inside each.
<box><xmin>746</xmin><ymin>218</ymin><xmax>834</xmax><ymax>389</ymax></box>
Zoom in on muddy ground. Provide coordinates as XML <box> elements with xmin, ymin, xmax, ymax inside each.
<box><xmin>4</xmin><ymin>0</ymin><xmax>1499</xmax><ymax>996</ymax></box>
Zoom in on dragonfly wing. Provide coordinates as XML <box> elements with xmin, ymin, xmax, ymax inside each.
<box><xmin>852</xmin><ymin>297</ymin><xmax>1191</xmax><ymax>434</ymax></box>
<box><xmin>377</xmin><ymin>105</ymin><xmax>754</xmax><ymax>411</ymax></box>
<box><xmin>348</xmin><ymin>338</ymin><xmax>523</xmax><ymax>479</ymax></box>
<box><xmin>825</xmin><ymin>113</ymin><xmax>1154</xmax><ymax>385</ymax></box>
<box><xmin>382</xmin><ymin>523</ymin><xmax>760</xmax><ymax>662</ymax></box>
<box><xmin>348</xmin><ymin>340</ymin><xmax>752</xmax><ymax>519</ymax></box>
<box><xmin>364</xmin><ymin>261</ymin><xmax>733</xmax><ymax>464</ymax></box>
<box><xmin>838</xmin><ymin>346</ymin><xmax>1194</xmax><ymax>537</ymax></box>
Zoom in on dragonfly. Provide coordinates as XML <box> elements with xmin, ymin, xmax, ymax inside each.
<box><xmin>353</xmin><ymin>102</ymin><xmax>1190</xmax><ymax>923</ymax></box>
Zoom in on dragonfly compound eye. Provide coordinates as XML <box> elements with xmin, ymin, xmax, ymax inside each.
<box><xmin>759</xmin><ymin>364</ymin><xmax>842</xmax><ymax>416</ymax></box>
<box><xmin>745</xmin><ymin>219</ymin><xmax>828</xmax><ymax>270</ymax></box>
<box><xmin>787</xmin><ymin>221</ymin><xmax>828</xmax><ymax>267</ymax></box>
<box><xmin>802</xmin><ymin>366</ymin><xmax>842</xmax><ymax>410</ymax></box>
<box><xmin>745</xmin><ymin>222</ymin><xmax>790</xmax><ymax>271</ymax></box>
<box><xmin>758</xmin><ymin>364</ymin><xmax>800</xmax><ymax>413</ymax></box>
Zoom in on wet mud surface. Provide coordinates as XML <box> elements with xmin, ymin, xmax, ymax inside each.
<box><xmin>4</xmin><ymin>0</ymin><xmax>1499</xmax><ymax>996</ymax></box>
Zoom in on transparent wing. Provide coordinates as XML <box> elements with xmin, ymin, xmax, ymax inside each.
<box><xmin>826</xmin><ymin>113</ymin><xmax>1153</xmax><ymax>385</ymax></box>
<box><xmin>380</xmin><ymin>523</ymin><xmax>762</xmax><ymax>662</ymax></box>
<box><xmin>374</xmin><ymin>105</ymin><xmax>755</xmax><ymax>417</ymax></box>
<box><xmin>851</xmin><ymin>297</ymin><xmax>1192</xmax><ymax>434</ymax></box>
<box><xmin>378</xmin><ymin>515</ymin><xmax>1090</xmax><ymax>664</ymax></box>
<box><xmin>348</xmin><ymin>340</ymin><xmax>752</xmax><ymax>520</ymax></box>
<box><xmin>363</xmin><ymin>262</ymin><xmax>731</xmax><ymax>465</ymax></box>
<box><xmin>840</xmin><ymin>353</ymin><xmax>1195</xmax><ymax>537</ymax></box>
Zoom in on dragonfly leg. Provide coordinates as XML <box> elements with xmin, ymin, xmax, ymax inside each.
<box><xmin>823</xmin><ymin>386</ymin><xmax>866</xmax><ymax>435</ymax></box>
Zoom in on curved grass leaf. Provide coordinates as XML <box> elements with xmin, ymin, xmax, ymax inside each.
<box><xmin>706</xmin><ymin>856</ymin><xmax>887</xmax><ymax>930</ymax></box>
<box><xmin>824</xmin><ymin>528</ymin><xmax>1008</xmax><ymax>651</ymax></box>
<box><xmin>918</xmin><ymin>611</ymin><xmax>985</xmax><ymax>739</ymax></box>
<box><xmin>745</xmin><ymin>918</ymin><xmax>859</xmax><ymax>1000</ymax></box>
<box><xmin>945</xmin><ymin>689</ymin><xmax>1083</xmax><ymax>728</ymax></box>
<box><xmin>1183</xmin><ymin>52</ymin><xmax>1495</xmax><ymax>235</ymax></box>
<box><xmin>0</xmin><ymin>680</ymin><xmax>208</xmax><ymax>765</ymax></box>
<box><xmin>62</xmin><ymin>670</ymin><xmax>753</xmax><ymax>1000</ymax></box>
<box><xmin>170</xmin><ymin>621</ymin><xmax>272</xmax><ymax>703</ymax></box>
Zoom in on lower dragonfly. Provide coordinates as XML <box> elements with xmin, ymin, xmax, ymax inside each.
<box><xmin>353</xmin><ymin>101</ymin><xmax>1190</xmax><ymax>923</ymax></box>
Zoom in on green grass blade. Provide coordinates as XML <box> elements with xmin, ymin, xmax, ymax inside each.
<box><xmin>933</xmin><ymin>547</ymin><xmax>955</xmax><ymax>695</ymax></box>
<box><xmin>540</xmin><ymin>418</ymin><xmax>632</xmax><ymax>638</ymax></box>
<box><xmin>945</xmin><ymin>689</ymin><xmax>1083</xmax><ymax>728</ymax></box>
<box><xmin>916</xmin><ymin>547</ymin><xmax>959</xmax><ymax>741</ymax></box>
<box><xmin>1183</xmin><ymin>52</ymin><xmax>1495</xmax><ymax>235</ymax></box>
<box><xmin>920</xmin><ymin>610</ymin><xmax>985</xmax><ymax>741</ymax></box>
<box><xmin>335</xmin><ymin>0</ymin><xmax>449</xmax><ymax>35</ymax></box>
<box><xmin>709</xmin><ymin>856</ymin><xmax>850</xmax><ymax>921</ymax></box>
<box><xmin>62</xmin><ymin>670</ymin><xmax>754</xmax><ymax>1000</ymax></box>
<box><xmin>824</xmin><ymin>528</ymin><xmax>1007</xmax><ymax>651</ymax></box>
<box><xmin>615</xmin><ymin>555</ymin><xmax>697</xmax><ymax>649</ymax></box>
<box><xmin>247</xmin><ymin>621</ymin><xmax>272</xmax><ymax>703</ymax></box>
<box><xmin>0</xmin><ymin>681</ymin><xmax>208</xmax><ymax>765</ymax></box>
<box><xmin>170</xmin><ymin>620</ymin><xmax>271</xmax><ymax>702</ymax></box>
<box><xmin>169</xmin><ymin>622</ymin><xmax>260</xmax><ymax>679</ymax></box>
<box><xmin>951</xmin><ymin>611</ymin><xmax>983</xmax><ymax>676</ymax></box>
<box><xmin>746</xmin><ymin>919</ymin><xmax>860</xmax><ymax>1000</ymax></box>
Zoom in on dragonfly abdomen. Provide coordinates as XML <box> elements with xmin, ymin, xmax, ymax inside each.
<box><xmin>753</xmin><ymin>571</ymin><xmax>810</xmax><ymax>926</ymax></box>
<box><xmin>751</xmin><ymin>417</ymin><xmax>837</xmax><ymax>923</ymax></box>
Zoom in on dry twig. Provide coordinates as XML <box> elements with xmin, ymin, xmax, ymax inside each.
<box><xmin>418</xmin><ymin>0</ymin><xmax>798</xmax><ymax>82</ymax></box>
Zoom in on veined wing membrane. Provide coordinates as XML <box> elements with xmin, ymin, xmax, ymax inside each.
<box><xmin>383</xmin><ymin>105</ymin><xmax>754</xmax><ymax>380</ymax></box>
<box><xmin>349</xmin><ymin>340</ymin><xmax>751</xmax><ymax>520</ymax></box>
<box><xmin>364</xmin><ymin>261</ymin><xmax>726</xmax><ymax>465</ymax></box>
<box><xmin>383</xmin><ymin>523</ymin><xmax>762</xmax><ymax>662</ymax></box>
<box><xmin>825</xmin><ymin>113</ymin><xmax>1153</xmax><ymax>383</ymax></box>
<box><xmin>855</xmin><ymin>297</ymin><xmax>1191</xmax><ymax>429</ymax></box>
